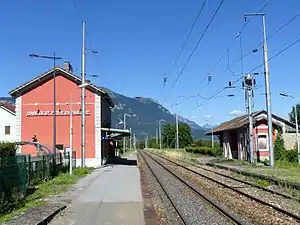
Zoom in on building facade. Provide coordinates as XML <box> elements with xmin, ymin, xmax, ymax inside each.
<box><xmin>0</xmin><ymin>103</ymin><xmax>16</xmax><ymax>142</ymax></box>
<box><xmin>207</xmin><ymin>110</ymin><xmax>296</xmax><ymax>162</ymax></box>
<box><xmin>9</xmin><ymin>63</ymin><xmax>114</xmax><ymax>167</ymax></box>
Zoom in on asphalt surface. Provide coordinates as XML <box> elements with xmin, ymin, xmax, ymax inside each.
<box><xmin>49</xmin><ymin>155</ymin><xmax>145</xmax><ymax>225</ymax></box>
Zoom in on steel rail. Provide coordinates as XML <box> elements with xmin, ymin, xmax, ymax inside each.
<box><xmin>140</xmin><ymin>150</ymin><xmax>243</xmax><ymax>225</ymax></box>
<box><xmin>148</xmin><ymin>151</ymin><xmax>300</xmax><ymax>223</ymax></box>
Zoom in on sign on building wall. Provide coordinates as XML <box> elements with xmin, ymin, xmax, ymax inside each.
<box><xmin>26</xmin><ymin>110</ymin><xmax>91</xmax><ymax>117</ymax></box>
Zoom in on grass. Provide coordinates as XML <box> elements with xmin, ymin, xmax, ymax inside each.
<box><xmin>149</xmin><ymin>148</ymin><xmax>214</xmax><ymax>162</ymax></box>
<box><xmin>0</xmin><ymin>167</ymin><xmax>94</xmax><ymax>224</ymax></box>
<box><xmin>245</xmin><ymin>161</ymin><xmax>300</xmax><ymax>183</ymax></box>
<box><xmin>216</xmin><ymin>158</ymin><xmax>300</xmax><ymax>184</ymax></box>
<box><xmin>254</xmin><ymin>178</ymin><xmax>270</xmax><ymax>187</ymax></box>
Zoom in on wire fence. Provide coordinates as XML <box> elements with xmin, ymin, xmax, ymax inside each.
<box><xmin>0</xmin><ymin>152</ymin><xmax>76</xmax><ymax>198</ymax></box>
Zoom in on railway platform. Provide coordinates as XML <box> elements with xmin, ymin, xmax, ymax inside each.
<box><xmin>49</xmin><ymin>154</ymin><xmax>157</xmax><ymax>225</ymax></box>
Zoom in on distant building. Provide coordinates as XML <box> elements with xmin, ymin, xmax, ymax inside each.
<box><xmin>9</xmin><ymin>62</ymin><xmax>129</xmax><ymax>167</ymax></box>
<box><xmin>206</xmin><ymin>110</ymin><xmax>297</xmax><ymax>162</ymax></box>
<box><xmin>0</xmin><ymin>102</ymin><xmax>16</xmax><ymax>142</ymax></box>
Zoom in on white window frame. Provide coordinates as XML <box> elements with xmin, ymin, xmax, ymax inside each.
<box><xmin>256</xmin><ymin>133</ymin><xmax>269</xmax><ymax>152</ymax></box>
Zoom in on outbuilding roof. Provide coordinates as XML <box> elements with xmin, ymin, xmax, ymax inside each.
<box><xmin>0</xmin><ymin>102</ymin><xmax>15</xmax><ymax>115</ymax></box>
<box><xmin>9</xmin><ymin>66</ymin><xmax>114</xmax><ymax>108</ymax></box>
<box><xmin>206</xmin><ymin>110</ymin><xmax>296</xmax><ymax>135</ymax></box>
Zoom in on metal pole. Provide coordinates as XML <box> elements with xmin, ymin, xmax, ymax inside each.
<box><xmin>69</xmin><ymin>94</ymin><xmax>73</xmax><ymax>175</ymax></box>
<box><xmin>129</xmin><ymin>128</ymin><xmax>132</xmax><ymax>150</ymax></box>
<box><xmin>123</xmin><ymin>114</ymin><xmax>126</xmax><ymax>153</ymax></box>
<box><xmin>176</xmin><ymin>114</ymin><xmax>179</xmax><ymax>149</ymax></box>
<box><xmin>156</xmin><ymin>126</ymin><xmax>158</xmax><ymax>145</ymax></box>
<box><xmin>81</xmin><ymin>20</ymin><xmax>86</xmax><ymax>167</ymax></box>
<box><xmin>247</xmin><ymin>74</ymin><xmax>254</xmax><ymax>164</ymax></box>
<box><xmin>212</xmin><ymin>129</ymin><xmax>214</xmax><ymax>148</ymax></box>
<box><xmin>53</xmin><ymin>52</ymin><xmax>57</xmax><ymax>158</ymax></box>
<box><xmin>159</xmin><ymin>120</ymin><xmax>162</xmax><ymax>149</ymax></box>
<box><xmin>262</xmin><ymin>14</ymin><xmax>274</xmax><ymax>167</ymax></box>
<box><xmin>294</xmin><ymin>104</ymin><xmax>300</xmax><ymax>163</ymax></box>
<box><xmin>133</xmin><ymin>133</ymin><xmax>136</xmax><ymax>150</ymax></box>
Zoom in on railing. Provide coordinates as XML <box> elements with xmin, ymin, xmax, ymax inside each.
<box><xmin>0</xmin><ymin>151</ymin><xmax>76</xmax><ymax>197</ymax></box>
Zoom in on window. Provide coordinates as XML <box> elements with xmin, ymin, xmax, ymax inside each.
<box><xmin>4</xmin><ymin>126</ymin><xmax>10</xmax><ymax>135</ymax></box>
<box><xmin>258</xmin><ymin>135</ymin><xmax>267</xmax><ymax>150</ymax></box>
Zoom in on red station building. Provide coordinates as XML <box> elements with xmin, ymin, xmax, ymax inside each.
<box><xmin>9</xmin><ymin>62</ymin><xmax>128</xmax><ymax>167</ymax></box>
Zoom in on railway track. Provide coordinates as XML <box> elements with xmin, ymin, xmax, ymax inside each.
<box><xmin>143</xmin><ymin>150</ymin><xmax>300</xmax><ymax>225</ymax></box>
<box><xmin>139</xmin><ymin>150</ymin><xmax>247</xmax><ymax>225</ymax></box>
<box><xmin>153</xmin><ymin>151</ymin><xmax>300</xmax><ymax>202</ymax></box>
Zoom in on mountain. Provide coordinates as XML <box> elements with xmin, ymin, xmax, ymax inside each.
<box><xmin>0</xmin><ymin>91</ymin><xmax>208</xmax><ymax>139</ymax></box>
<box><xmin>104</xmin><ymin>88</ymin><xmax>208</xmax><ymax>139</ymax></box>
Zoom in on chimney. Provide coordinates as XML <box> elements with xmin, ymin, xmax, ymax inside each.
<box><xmin>63</xmin><ymin>61</ymin><xmax>73</xmax><ymax>73</ymax></box>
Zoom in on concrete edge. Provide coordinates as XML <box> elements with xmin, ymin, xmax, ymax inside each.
<box><xmin>206</xmin><ymin>162</ymin><xmax>300</xmax><ymax>190</ymax></box>
<box><xmin>138</xmin><ymin>153</ymin><xmax>159</xmax><ymax>225</ymax></box>
<box><xmin>36</xmin><ymin>204</ymin><xmax>67</xmax><ymax>225</ymax></box>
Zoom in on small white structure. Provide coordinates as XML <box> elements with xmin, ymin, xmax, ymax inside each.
<box><xmin>0</xmin><ymin>102</ymin><xmax>16</xmax><ymax>142</ymax></box>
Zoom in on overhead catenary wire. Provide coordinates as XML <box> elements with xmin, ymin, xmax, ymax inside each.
<box><xmin>224</xmin><ymin>10</ymin><xmax>300</xmax><ymax>72</ymax></box>
<box><xmin>206</xmin><ymin>34</ymin><xmax>300</xmax><ymax>107</ymax></box>
<box><xmin>209</xmin><ymin>0</ymin><xmax>272</xmax><ymax>75</ymax></box>
<box><xmin>162</xmin><ymin>0</ymin><xmax>225</xmax><ymax>104</ymax></box>
<box><xmin>159</xmin><ymin>0</ymin><xmax>208</xmax><ymax>101</ymax></box>
<box><xmin>249</xmin><ymin>35</ymin><xmax>300</xmax><ymax>73</ymax></box>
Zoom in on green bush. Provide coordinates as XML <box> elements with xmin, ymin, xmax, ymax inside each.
<box><xmin>185</xmin><ymin>147</ymin><xmax>222</xmax><ymax>157</ymax></box>
<box><xmin>0</xmin><ymin>142</ymin><xmax>17</xmax><ymax>158</ymax></box>
<box><xmin>274</xmin><ymin>130</ymin><xmax>285</xmax><ymax>160</ymax></box>
<box><xmin>0</xmin><ymin>189</ymin><xmax>24</xmax><ymax>215</ymax></box>
<box><xmin>284</xmin><ymin>149</ymin><xmax>298</xmax><ymax>163</ymax></box>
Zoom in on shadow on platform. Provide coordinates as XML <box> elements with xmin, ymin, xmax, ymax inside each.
<box><xmin>106</xmin><ymin>157</ymin><xmax>137</xmax><ymax>166</ymax></box>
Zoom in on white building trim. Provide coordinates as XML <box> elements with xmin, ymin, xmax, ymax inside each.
<box><xmin>94</xmin><ymin>93</ymin><xmax>102</xmax><ymax>167</ymax></box>
<box><xmin>16</xmin><ymin>96</ymin><xmax>22</xmax><ymax>153</ymax></box>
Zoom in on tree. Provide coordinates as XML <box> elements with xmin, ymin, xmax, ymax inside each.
<box><xmin>274</xmin><ymin>129</ymin><xmax>285</xmax><ymax>160</ymax></box>
<box><xmin>289</xmin><ymin>104</ymin><xmax>300</xmax><ymax>124</ymax></box>
<box><xmin>162</xmin><ymin>123</ymin><xmax>193</xmax><ymax>148</ymax></box>
<box><xmin>162</xmin><ymin>124</ymin><xmax>176</xmax><ymax>148</ymax></box>
<box><xmin>178</xmin><ymin>123</ymin><xmax>193</xmax><ymax>148</ymax></box>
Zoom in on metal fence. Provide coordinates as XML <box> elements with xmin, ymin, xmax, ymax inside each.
<box><xmin>0</xmin><ymin>151</ymin><xmax>76</xmax><ymax>197</ymax></box>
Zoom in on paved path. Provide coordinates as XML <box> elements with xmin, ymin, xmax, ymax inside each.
<box><xmin>50</xmin><ymin>155</ymin><xmax>145</xmax><ymax>225</ymax></box>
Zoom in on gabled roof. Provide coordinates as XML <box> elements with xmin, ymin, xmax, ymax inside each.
<box><xmin>206</xmin><ymin>110</ymin><xmax>296</xmax><ymax>135</ymax></box>
<box><xmin>0</xmin><ymin>102</ymin><xmax>15</xmax><ymax>115</ymax></box>
<box><xmin>9</xmin><ymin>67</ymin><xmax>114</xmax><ymax>108</ymax></box>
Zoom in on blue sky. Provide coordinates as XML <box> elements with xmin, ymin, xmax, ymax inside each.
<box><xmin>1</xmin><ymin>0</ymin><xmax>300</xmax><ymax>126</ymax></box>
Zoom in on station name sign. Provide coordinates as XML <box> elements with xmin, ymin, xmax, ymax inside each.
<box><xmin>26</xmin><ymin>110</ymin><xmax>91</xmax><ymax>117</ymax></box>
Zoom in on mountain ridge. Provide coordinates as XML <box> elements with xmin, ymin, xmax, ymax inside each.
<box><xmin>0</xmin><ymin>89</ymin><xmax>208</xmax><ymax>139</ymax></box>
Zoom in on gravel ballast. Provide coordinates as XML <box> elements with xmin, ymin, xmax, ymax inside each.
<box><xmin>150</xmin><ymin>153</ymin><xmax>300</xmax><ymax>225</ymax></box>
<box><xmin>141</xmin><ymin>152</ymin><xmax>237</xmax><ymax>225</ymax></box>
<box><xmin>138</xmin><ymin>154</ymin><xmax>183</xmax><ymax>225</ymax></box>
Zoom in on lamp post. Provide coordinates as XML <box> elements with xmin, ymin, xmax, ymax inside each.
<box><xmin>279</xmin><ymin>92</ymin><xmax>300</xmax><ymax>163</ymax></box>
<box><xmin>29</xmin><ymin>53</ymin><xmax>62</xmax><ymax>157</ymax></box>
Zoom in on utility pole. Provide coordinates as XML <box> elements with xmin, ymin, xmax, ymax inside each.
<box><xmin>244</xmin><ymin>74</ymin><xmax>255</xmax><ymax>164</ymax></box>
<box><xmin>175</xmin><ymin>114</ymin><xmax>179</xmax><ymax>149</ymax></box>
<box><xmin>145</xmin><ymin>134</ymin><xmax>148</xmax><ymax>149</ymax></box>
<box><xmin>212</xmin><ymin>129</ymin><xmax>214</xmax><ymax>148</ymax></box>
<box><xmin>133</xmin><ymin>133</ymin><xmax>136</xmax><ymax>150</ymax></box>
<box><xmin>156</xmin><ymin>126</ymin><xmax>158</xmax><ymax>145</ymax></box>
<box><xmin>245</xmin><ymin>13</ymin><xmax>274</xmax><ymax>167</ymax></box>
<box><xmin>69</xmin><ymin>94</ymin><xmax>73</xmax><ymax>175</ymax></box>
<box><xmin>159</xmin><ymin>120</ymin><xmax>162</xmax><ymax>149</ymax></box>
<box><xmin>81</xmin><ymin>20</ymin><xmax>86</xmax><ymax>168</ymax></box>
<box><xmin>129</xmin><ymin>128</ymin><xmax>132</xmax><ymax>150</ymax></box>
<box><xmin>123</xmin><ymin>114</ymin><xmax>126</xmax><ymax>153</ymax></box>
